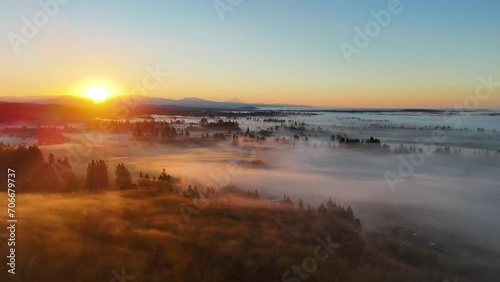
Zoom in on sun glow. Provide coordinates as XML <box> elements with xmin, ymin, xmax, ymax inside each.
<box><xmin>84</xmin><ymin>86</ymin><xmax>112</xmax><ymax>103</ymax></box>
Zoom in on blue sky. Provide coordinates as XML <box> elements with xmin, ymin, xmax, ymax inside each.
<box><xmin>1</xmin><ymin>0</ymin><xmax>499</xmax><ymax>107</ymax></box>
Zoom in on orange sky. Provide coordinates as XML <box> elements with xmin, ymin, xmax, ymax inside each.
<box><xmin>1</xmin><ymin>1</ymin><xmax>499</xmax><ymax>108</ymax></box>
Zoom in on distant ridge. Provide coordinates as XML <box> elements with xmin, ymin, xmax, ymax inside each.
<box><xmin>0</xmin><ymin>95</ymin><xmax>308</xmax><ymax>109</ymax></box>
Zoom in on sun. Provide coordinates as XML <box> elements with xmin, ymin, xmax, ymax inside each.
<box><xmin>84</xmin><ymin>86</ymin><xmax>111</xmax><ymax>103</ymax></box>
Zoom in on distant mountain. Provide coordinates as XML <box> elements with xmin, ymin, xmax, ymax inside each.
<box><xmin>160</xmin><ymin>97</ymin><xmax>309</xmax><ymax>109</ymax></box>
<box><xmin>226</xmin><ymin>97</ymin><xmax>247</xmax><ymax>104</ymax></box>
<box><xmin>179</xmin><ymin>97</ymin><xmax>204</xmax><ymax>101</ymax></box>
<box><xmin>0</xmin><ymin>95</ymin><xmax>310</xmax><ymax>109</ymax></box>
<box><xmin>109</xmin><ymin>96</ymin><xmax>307</xmax><ymax>109</ymax></box>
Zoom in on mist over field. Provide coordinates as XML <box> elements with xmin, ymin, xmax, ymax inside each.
<box><xmin>14</xmin><ymin>111</ymin><xmax>500</xmax><ymax>253</ymax></box>
<box><xmin>1</xmin><ymin>105</ymin><xmax>500</xmax><ymax>282</ymax></box>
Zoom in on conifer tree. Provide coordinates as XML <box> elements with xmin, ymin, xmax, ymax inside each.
<box><xmin>317</xmin><ymin>203</ymin><xmax>328</xmax><ymax>215</ymax></box>
<box><xmin>85</xmin><ymin>160</ymin><xmax>96</xmax><ymax>190</ymax></box>
<box><xmin>114</xmin><ymin>163</ymin><xmax>132</xmax><ymax>190</ymax></box>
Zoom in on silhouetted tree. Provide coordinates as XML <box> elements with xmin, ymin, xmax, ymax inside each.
<box><xmin>85</xmin><ymin>159</ymin><xmax>109</xmax><ymax>191</ymax></box>
<box><xmin>346</xmin><ymin>206</ymin><xmax>354</xmax><ymax>220</ymax></box>
<box><xmin>326</xmin><ymin>198</ymin><xmax>334</xmax><ymax>210</ymax></box>
<box><xmin>254</xmin><ymin>189</ymin><xmax>260</xmax><ymax>199</ymax></box>
<box><xmin>317</xmin><ymin>203</ymin><xmax>328</xmax><ymax>215</ymax></box>
<box><xmin>114</xmin><ymin>163</ymin><xmax>132</xmax><ymax>190</ymax></box>
<box><xmin>85</xmin><ymin>160</ymin><xmax>95</xmax><ymax>190</ymax></box>
<box><xmin>282</xmin><ymin>194</ymin><xmax>294</xmax><ymax>206</ymax></box>
<box><xmin>355</xmin><ymin>218</ymin><xmax>362</xmax><ymax>230</ymax></box>
<box><xmin>158</xmin><ymin>168</ymin><xmax>172</xmax><ymax>182</ymax></box>
<box><xmin>306</xmin><ymin>204</ymin><xmax>314</xmax><ymax>216</ymax></box>
<box><xmin>298</xmin><ymin>199</ymin><xmax>304</xmax><ymax>210</ymax></box>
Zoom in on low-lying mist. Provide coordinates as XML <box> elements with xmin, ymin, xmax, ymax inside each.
<box><xmin>42</xmin><ymin>131</ymin><xmax>500</xmax><ymax>255</ymax></box>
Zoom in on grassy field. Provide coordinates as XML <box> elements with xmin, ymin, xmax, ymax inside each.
<box><xmin>0</xmin><ymin>188</ymin><xmax>431</xmax><ymax>282</ymax></box>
